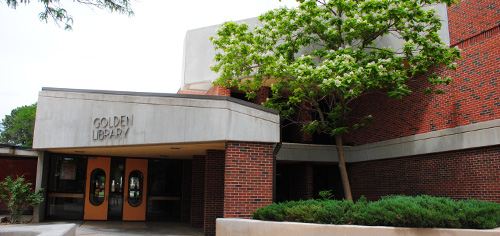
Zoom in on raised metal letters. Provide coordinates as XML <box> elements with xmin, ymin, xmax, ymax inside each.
<box><xmin>92</xmin><ymin>115</ymin><xmax>133</xmax><ymax>141</ymax></box>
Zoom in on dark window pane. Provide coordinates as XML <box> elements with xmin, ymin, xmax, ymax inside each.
<box><xmin>128</xmin><ymin>170</ymin><xmax>143</xmax><ymax>207</ymax></box>
<box><xmin>89</xmin><ymin>169</ymin><xmax>106</xmax><ymax>206</ymax></box>
<box><xmin>48</xmin><ymin>155</ymin><xmax>86</xmax><ymax>193</ymax></box>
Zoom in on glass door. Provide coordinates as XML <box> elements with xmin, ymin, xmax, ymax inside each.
<box><xmin>84</xmin><ymin>157</ymin><xmax>111</xmax><ymax>220</ymax></box>
<box><xmin>123</xmin><ymin>158</ymin><xmax>148</xmax><ymax>221</ymax></box>
<box><xmin>108</xmin><ymin>159</ymin><xmax>125</xmax><ymax>220</ymax></box>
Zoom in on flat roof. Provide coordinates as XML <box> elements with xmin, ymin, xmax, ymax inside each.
<box><xmin>42</xmin><ymin>87</ymin><xmax>279</xmax><ymax>115</ymax></box>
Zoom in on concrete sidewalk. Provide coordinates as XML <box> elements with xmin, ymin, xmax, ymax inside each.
<box><xmin>0</xmin><ymin>220</ymin><xmax>203</xmax><ymax>236</ymax></box>
<box><xmin>73</xmin><ymin>221</ymin><xmax>203</xmax><ymax>236</ymax></box>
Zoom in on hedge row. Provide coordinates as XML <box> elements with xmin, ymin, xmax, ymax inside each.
<box><xmin>252</xmin><ymin>195</ymin><xmax>500</xmax><ymax>229</ymax></box>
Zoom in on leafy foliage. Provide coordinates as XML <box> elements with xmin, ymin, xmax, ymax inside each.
<box><xmin>211</xmin><ymin>0</ymin><xmax>462</xmax><ymax>200</ymax></box>
<box><xmin>0</xmin><ymin>176</ymin><xmax>44</xmax><ymax>223</ymax></box>
<box><xmin>0</xmin><ymin>103</ymin><xmax>37</xmax><ymax>147</ymax></box>
<box><xmin>4</xmin><ymin>0</ymin><xmax>134</xmax><ymax>30</ymax></box>
<box><xmin>211</xmin><ymin>0</ymin><xmax>461</xmax><ymax>137</ymax></box>
<box><xmin>252</xmin><ymin>195</ymin><xmax>500</xmax><ymax>229</ymax></box>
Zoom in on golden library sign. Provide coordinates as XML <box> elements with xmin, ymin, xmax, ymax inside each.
<box><xmin>92</xmin><ymin>115</ymin><xmax>133</xmax><ymax>140</ymax></box>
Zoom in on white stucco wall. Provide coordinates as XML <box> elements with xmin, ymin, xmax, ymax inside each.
<box><xmin>33</xmin><ymin>88</ymin><xmax>280</xmax><ymax>149</ymax></box>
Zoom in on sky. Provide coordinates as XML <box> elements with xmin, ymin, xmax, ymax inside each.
<box><xmin>0</xmin><ymin>0</ymin><xmax>300</xmax><ymax>121</ymax></box>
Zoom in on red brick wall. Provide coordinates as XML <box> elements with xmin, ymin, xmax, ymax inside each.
<box><xmin>204</xmin><ymin>150</ymin><xmax>225</xmax><ymax>236</ymax></box>
<box><xmin>448</xmin><ymin>0</ymin><xmax>500</xmax><ymax>45</ymax></box>
<box><xmin>344</xmin><ymin>15</ymin><xmax>500</xmax><ymax>146</ymax></box>
<box><xmin>181</xmin><ymin>160</ymin><xmax>192</xmax><ymax>222</ymax></box>
<box><xmin>224</xmin><ymin>142</ymin><xmax>274</xmax><ymax>218</ymax></box>
<box><xmin>0</xmin><ymin>157</ymin><xmax>38</xmax><ymax>212</ymax></box>
<box><xmin>250</xmin><ymin>87</ymin><xmax>272</xmax><ymax>105</ymax></box>
<box><xmin>348</xmin><ymin>145</ymin><xmax>500</xmax><ymax>203</ymax></box>
<box><xmin>190</xmin><ymin>155</ymin><xmax>205</xmax><ymax>228</ymax></box>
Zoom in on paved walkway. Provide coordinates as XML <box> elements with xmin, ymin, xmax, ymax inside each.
<box><xmin>1</xmin><ymin>220</ymin><xmax>203</xmax><ymax>236</ymax></box>
<box><xmin>73</xmin><ymin>221</ymin><xmax>203</xmax><ymax>236</ymax></box>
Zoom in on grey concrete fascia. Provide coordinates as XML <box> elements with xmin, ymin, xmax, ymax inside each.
<box><xmin>277</xmin><ymin>118</ymin><xmax>500</xmax><ymax>163</ymax></box>
<box><xmin>34</xmin><ymin>88</ymin><xmax>280</xmax><ymax>149</ymax></box>
<box><xmin>41</xmin><ymin>87</ymin><xmax>279</xmax><ymax>115</ymax></box>
<box><xmin>0</xmin><ymin>145</ymin><xmax>39</xmax><ymax>157</ymax></box>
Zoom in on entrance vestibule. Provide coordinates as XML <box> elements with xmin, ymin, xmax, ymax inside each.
<box><xmin>84</xmin><ymin>157</ymin><xmax>148</xmax><ymax>221</ymax></box>
<box><xmin>46</xmin><ymin>154</ymin><xmax>182</xmax><ymax>221</ymax></box>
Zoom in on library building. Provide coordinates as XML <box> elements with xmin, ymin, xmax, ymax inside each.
<box><xmin>0</xmin><ymin>0</ymin><xmax>499</xmax><ymax>235</ymax></box>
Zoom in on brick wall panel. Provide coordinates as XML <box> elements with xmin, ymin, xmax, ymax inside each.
<box><xmin>349</xmin><ymin>145</ymin><xmax>500</xmax><ymax>203</ymax></box>
<box><xmin>344</xmin><ymin>29</ymin><xmax>500</xmax><ymax>145</ymax></box>
<box><xmin>224</xmin><ymin>142</ymin><xmax>274</xmax><ymax>219</ymax></box>
<box><xmin>204</xmin><ymin>150</ymin><xmax>225</xmax><ymax>236</ymax></box>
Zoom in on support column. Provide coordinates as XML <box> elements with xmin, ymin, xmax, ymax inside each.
<box><xmin>293</xmin><ymin>162</ymin><xmax>314</xmax><ymax>200</ymax></box>
<box><xmin>33</xmin><ymin>151</ymin><xmax>49</xmax><ymax>223</ymax></box>
<box><xmin>191</xmin><ymin>156</ymin><xmax>205</xmax><ymax>228</ymax></box>
<box><xmin>181</xmin><ymin>160</ymin><xmax>192</xmax><ymax>223</ymax></box>
<box><xmin>224</xmin><ymin>142</ymin><xmax>274</xmax><ymax>218</ymax></box>
<box><xmin>204</xmin><ymin>150</ymin><xmax>225</xmax><ymax>236</ymax></box>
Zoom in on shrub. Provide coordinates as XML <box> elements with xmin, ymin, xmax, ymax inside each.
<box><xmin>0</xmin><ymin>175</ymin><xmax>44</xmax><ymax>223</ymax></box>
<box><xmin>252</xmin><ymin>195</ymin><xmax>500</xmax><ymax>229</ymax></box>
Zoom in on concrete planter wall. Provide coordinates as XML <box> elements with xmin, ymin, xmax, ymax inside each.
<box><xmin>216</xmin><ymin>219</ymin><xmax>500</xmax><ymax>236</ymax></box>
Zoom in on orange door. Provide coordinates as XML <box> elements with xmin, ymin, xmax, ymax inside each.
<box><xmin>123</xmin><ymin>158</ymin><xmax>148</xmax><ymax>221</ymax></box>
<box><xmin>84</xmin><ymin>157</ymin><xmax>111</xmax><ymax>220</ymax></box>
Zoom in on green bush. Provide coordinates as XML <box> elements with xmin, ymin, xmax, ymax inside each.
<box><xmin>252</xmin><ymin>195</ymin><xmax>500</xmax><ymax>229</ymax></box>
<box><xmin>0</xmin><ymin>175</ymin><xmax>44</xmax><ymax>223</ymax></box>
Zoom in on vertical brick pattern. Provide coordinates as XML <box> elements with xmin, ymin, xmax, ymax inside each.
<box><xmin>224</xmin><ymin>142</ymin><xmax>274</xmax><ymax>218</ymax></box>
<box><xmin>292</xmin><ymin>163</ymin><xmax>314</xmax><ymax>200</ymax></box>
<box><xmin>204</xmin><ymin>150</ymin><xmax>225</xmax><ymax>236</ymax></box>
<box><xmin>448</xmin><ymin>0</ymin><xmax>500</xmax><ymax>45</ymax></box>
<box><xmin>349</xmin><ymin>145</ymin><xmax>500</xmax><ymax>203</ymax></box>
<box><xmin>190</xmin><ymin>156</ymin><xmax>205</xmax><ymax>228</ymax></box>
<box><xmin>181</xmin><ymin>160</ymin><xmax>192</xmax><ymax>223</ymax></box>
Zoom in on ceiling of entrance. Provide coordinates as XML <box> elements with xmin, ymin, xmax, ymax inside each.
<box><xmin>48</xmin><ymin>142</ymin><xmax>225</xmax><ymax>159</ymax></box>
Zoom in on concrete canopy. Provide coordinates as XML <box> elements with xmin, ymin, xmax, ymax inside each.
<box><xmin>33</xmin><ymin>88</ymin><xmax>280</xmax><ymax>158</ymax></box>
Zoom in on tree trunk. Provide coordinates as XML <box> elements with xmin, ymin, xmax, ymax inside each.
<box><xmin>335</xmin><ymin>134</ymin><xmax>353</xmax><ymax>201</ymax></box>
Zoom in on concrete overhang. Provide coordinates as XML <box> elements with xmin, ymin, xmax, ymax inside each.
<box><xmin>33</xmin><ymin>88</ymin><xmax>280</xmax><ymax>158</ymax></box>
<box><xmin>0</xmin><ymin>144</ymin><xmax>39</xmax><ymax>157</ymax></box>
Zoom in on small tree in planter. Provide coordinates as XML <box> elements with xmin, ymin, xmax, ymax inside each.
<box><xmin>0</xmin><ymin>175</ymin><xmax>43</xmax><ymax>223</ymax></box>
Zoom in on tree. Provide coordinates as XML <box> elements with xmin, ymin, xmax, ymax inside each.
<box><xmin>0</xmin><ymin>175</ymin><xmax>44</xmax><ymax>223</ymax></box>
<box><xmin>3</xmin><ymin>0</ymin><xmax>134</xmax><ymax>30</ymax></box>
<box><xmin>0</xmin><ymin>103</ymin><xmax>37</xmax><ymax>147</ymax></box>
<box><xmin>210</xmin><ymin>0</ymin><xmax>461</xmax><ymax>200</ymax></box>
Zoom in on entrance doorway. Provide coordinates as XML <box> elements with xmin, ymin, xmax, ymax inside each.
<box><xmin>84</xmin><ymin>157</ymin><xmax>148</xmax><ymax>221</ymax></box>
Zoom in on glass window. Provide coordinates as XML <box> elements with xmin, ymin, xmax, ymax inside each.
<box><xmin>89</xmin><ymin>169</ymin><xmax>106</xmax><ymax>206</ymax></box>
<box><xmin>48</xmin><ymin>155</ymin><xmax>87</xmax><ymax>193</ymax></box>
<box><xmin>148</xmin><ymin>160</ymin><xmax>182</xmax><ymax>196</ymax></box>
<box><xmin>47</xmin><ymin>155</ymin><xmax>87</xmax><ymax>219</ymax></box>
<box><xmin>128</xmin><ymin>170</ymin><xmax>143</xmax><ymax>207</ymax></box>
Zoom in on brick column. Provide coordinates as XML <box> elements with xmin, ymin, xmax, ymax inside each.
<box><xmin>293</xmin><ymin>162</ymin><xmax>314</xmax><ymax>200</ymax></box>
<box><xmin>224</xmin><ymin>142</ymin><xmax>274</xmax><ymax>218</ymax></box>
<box><xmin>204</xmin><ymin>150</ymin><xmax>225</xmax><ymax>236</ymax></box>
<box><xmin>181</xmin><ymin>160</ymin><xmax>192</xmax><ymax>223</ymax></box>
<box><xmin>207</xmin><ymin>85</ymin><xmax>231</xmax><ymax>96</ymax></box>
<box><xmin>191</xmin><ymin>155</ymin><xmax>205</xmax><ymax>228</ymax></box>
<box><xmin>297</xmin><ymin>103</ymin><xmax>313</xmax><ymax>143</ymax></box>
<box><xmin>251</xmin><ymin>86</ymin><xmax>272</xmax><ymax>105</ymax></box>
